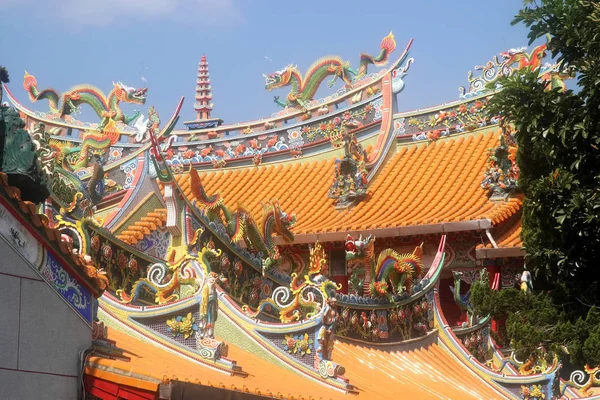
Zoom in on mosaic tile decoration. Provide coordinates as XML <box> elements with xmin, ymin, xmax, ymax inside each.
<box><xmin>136</xmin><ymin>306</ymin><xmax>200</xmax><ymax>350</ymax></box>
<box><xmin>40</xmin><ymin>252</ymin><xmax>94</xmax><ymax>324</ymax></box>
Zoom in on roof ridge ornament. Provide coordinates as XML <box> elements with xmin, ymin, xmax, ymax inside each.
<box><xmin>458</xmin><ymin>35</ymin><xmax>572</xmax><ymax>99</ymax></box>
<box><xmin>264</xmin><ymin>32</ymin><xmax>399</xmax><ymax>110</ymax></box>
<box><xmin>328</xmin><ymin>128</ymin><xmax>368</xmax><ymax>209</ymax></box>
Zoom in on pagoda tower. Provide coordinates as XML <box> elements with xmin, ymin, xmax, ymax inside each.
<box><xmin>184</xmin><ymin>54</ymin><xmax>223</xmax><ymax>130</ymax></box>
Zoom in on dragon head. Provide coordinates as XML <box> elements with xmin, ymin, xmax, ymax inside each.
<box><xmin>263</xmin><ymin>65</ymin><xmax>294</xmax><ymax>91</ymax></box>
<box><xmin>113</xmin><ymin>81</ymin><xmax>148</xmax><ymax>105</ymax></box>
<box><xmin>499</xmin><ymin>47</ymin><xmax>528</xmax><ymax>60</ymax></box>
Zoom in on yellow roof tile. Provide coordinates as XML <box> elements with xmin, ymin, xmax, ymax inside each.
<box><xmin>88</xmin><ymin>327</ymin><xmax>506</xmax><ymax>399</ymax></box>
<box><xmin>175</xmin><ymin>131</ymin><xmax>520</xmax><ymax>236</ymax></box>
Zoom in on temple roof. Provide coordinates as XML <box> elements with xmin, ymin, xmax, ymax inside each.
<box><xmin>171</xmin><ymin>129</ymin><xmax>521</xmax><ymax>242</ymax></box>
<box><xmin>476</xmin><ymin>217</ymin><xmax>524</xmax><ymax>259</ymax></box>
<box><xmin>86</xmin><ymin>327</ymin><xmax>504</xmax><ymax>399</ymax></box>
<box><xmin>495</xmin><ymin>219</ymin><xmax>522</xmax><ymax>249</ymax></box>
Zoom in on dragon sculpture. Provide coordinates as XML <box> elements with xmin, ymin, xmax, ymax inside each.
<box><xmin>23</xmin><ymin>71</ymin><xmax>147</xmax><ymax>128</ymax></box>
<box><xmin>52</xmin><ymin>121</ymin><xmax>120</xmax><ymax>172</ymax></box>
<box><xmin>491</xmin><ymin>352</ymin><xmax>559</xmax><ymax>376</ymax></box>
<box><xmin>264</xmin><ymin>32</ymin><xmax>397</xmax><ymax>109</ymax></box>
<box><xmin>345</xmin><ymin>234</ymin><xmax>425</xmax><ymax>299</ymax></box>
<box><xmin>116</xmin><ymin>244</ymin><xmax>211</xmax><ymax>305</ymax></box>
<box><xmin>242</xmin><ymin>241</ymin><xmax>340</xmax><ymax>323</ymax></box>
<box><xmin>449</xmin><ymin>269</ymin><xmax>489</xmax><ymax>327</ymax></box>
<box><xmin>459</xmin><ymin>35</ymin><xmax>573</xmax><ymax>97</ymax></box>
<box><xmin>449</xmin><ymin>270</ymin><xmax>473</xmax><ymax>326</ymax></box>
<box><xmin>565</xmin><ymin>365</ymin><xmax>600</xmax><ymax>396</ymax></box>
<box><xmin>187</xmin><ymin>168</ymin><xmax>297</xmax><ymax>275</ymax></box>
<box><xmin>30</xmin><ymin>122</ymin><xmax>110</xmax><ymax>217</ymax></box>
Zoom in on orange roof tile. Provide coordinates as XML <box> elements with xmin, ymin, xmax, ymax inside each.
<box><xmin>476</xmin><ymin>217</ymin><xmax>523</xmax><ymax>250</ymax></box>
<box><xmin>179</xmin><ymin>130</ymin><xmax>521</xmax><ymax>237</ymax></box>
<box><xmin>87</xmin><ymin>327</ymin><xmax>342</xmax><ymax>399</ymax></box>
<box><xmin>87</xmin><ymin>327</ymin><xmax>506</xmax><ymax>399</ymax></box>
<box><xmin>476</xmin><ymin>217</ymin><xmax>524</xmax><ymax>259</ymax></box>
<box><xmin>332</xmin><ymin>341</ymin><xmax>506</xmax><ymax>399</ymax></box>
<box><xmin>116</xmin><ymin>208</ymin><xmax>167</xmax><ymax>245</ymax></box>
<box><xmin>496</xmin><ymin>219</ymin><xmax>522</xmax><ymax>248</ymax></box>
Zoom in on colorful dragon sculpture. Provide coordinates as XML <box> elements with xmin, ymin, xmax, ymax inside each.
<box><xmin>459</xmin><ymin>35</ymin><xmax>573</xmax><ymax>97</ymax></box>
<box><xmin>116</xmin><ymin>244</ymin><xmax>211</xmax><ymax>305</ymax></box>
<box><xmin>188</xmin><ymin>168</ymin><xmax>297</xmax><ymax>275</ymax></box>
<box><xmin>345</xmin><ymin>234</ymin><xmax>425</xmax><ymax>299</ymax></box>
<box><xmin>491</xmin><ymin>352</ymin><xmax>559</xmax><ymax>376</ymax></box>
<box><xmin>264</xmin><ymin>32</ymin><xmax>397</xmax><ymax>109</ymax></box>
<box><xmin>449</xmin><ymin>270</ymin><xmax>475</xmax><ymax>326</ymax></box>
<box><xmin>30</xmin><ymin>122</ymin><xmax>110</xmax><ymax>217</ymax></box>
<box><xmin>242</xmin><ymin>241</ymin><xmax>340</xmax><ymax>323</ymax></box>
<box><xmin>52</xmin><ymin>120</ymin><xmax>121</xmax><ymax>172</ymax></box>
<box><xmin>23</xmin><ymin>71</ymin><xmax>147</xmax><ymax>128</ymax></box>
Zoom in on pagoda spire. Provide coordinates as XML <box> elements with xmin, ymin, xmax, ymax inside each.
<box><xmin>185</xmin><ymin>55</ymin><xmax>223</xmax><ymax>130</ymax></box>
<box><xmin>194</xmin><ymin>55</ymin><xmax>213</xmax><ymax>120</ymax></box>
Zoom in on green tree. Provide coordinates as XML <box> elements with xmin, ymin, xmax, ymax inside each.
<box><xmin>473</xmin><ymin>0</ymin><xmax>600</xmax><ymax>367</ymax></box>
<box><xmin>0</xmin><ymin>65</ymin><xmax>9</xmax><ymax>104</ymax></box>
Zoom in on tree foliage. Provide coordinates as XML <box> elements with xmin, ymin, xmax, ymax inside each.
<box><xmin>474</xmin><ymin>0</ymin><xmax>600</xmax><ymax>367</ymax></box>
<box><xmin>0</xmin><ymin>66</ymin><xmax>9</xmax><ymax>84</ymax></box>
<box><xmin>471</xmin><ymin>281</ymin><xmax>600</xmax><ymax>366</ymax></box>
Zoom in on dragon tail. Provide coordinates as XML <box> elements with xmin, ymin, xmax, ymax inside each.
<box><xmin>189</xmin><ymin>168</ymin><xmax>223</xmax><ymax>209</ymax></box>
<box><xmin>227</xmin><ymin>210</ymin><xmax>245</xmax><ymax>242</ymax></box>
<box><xmin>242</xmin><ymin>299</ymin><xmax>280</xmax><ymax>319</ymax></box>
<box><xmin>115</xmin><ymin>279</ymin><xmax>158</xmax><ymax>304</ymax></box>
<box><xmin>23</xmin><ymin>71</ymin><xmax>61</xmax><ymax>112</ymax></box>
<box><xmin>357</xmin><ymin>32</ymin><xmax>397</xmax><ymax>77</ymax></box>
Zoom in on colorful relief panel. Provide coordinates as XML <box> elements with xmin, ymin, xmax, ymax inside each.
<box><xmin>336</xmin><ymin>290</ymin><xmax>435</xmax><ymax>343</ymax></box>
<box><xmin>40</xmin><ymin>252</ymin><xmax>94</xmax><ymax>324</ymax></box>
<box><xmin>166</xmin><ymin>97</ymin><xmax>383</xmax><ymax>168</ymax></box>
<box><xmin>88</xmin><ymin>232</ymin><xmax>149</xmax><ymax>295</ymax></box>
<box><xmin>455</xmin><ymin>325</ymin><xmax>490</xmax><ymax>363</ymax></box>
<box><xmin>404</xmin><ymin>98</ymin><xmax>500</xmax><ymax>141</ymax></box>
<box><xmin>132</xmin><ymin>228</ymin><xmax>170</xmax><ymax>259</ymax></box>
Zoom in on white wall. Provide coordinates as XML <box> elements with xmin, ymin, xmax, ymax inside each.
<box><xmin>0</xmin><ymin>237</ymin><xmax>92</xmax><ymax>400</ymax></box>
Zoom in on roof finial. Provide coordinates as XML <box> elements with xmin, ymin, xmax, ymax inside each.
<box><xmin>184</xmin><ymin>55</ymin><xmax>223</xmax><ymax>130</ymax></box>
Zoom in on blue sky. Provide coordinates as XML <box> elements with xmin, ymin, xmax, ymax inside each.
<box><xmin>1</xmin><ymin>0</ymin><xmax>534</xmax><ymax>128</ymax></box>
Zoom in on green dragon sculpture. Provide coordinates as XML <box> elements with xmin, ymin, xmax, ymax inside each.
<box><xmin>23</xmin><ymin>71</ymin><xmax>147</xmax><ymax>128</ymax></box>
<box><xmin>264</xmin><ymin>32</ymin><xmax>397</xmax><ymax>109</ymax></box>
<box><xmin>30</xmin><ymin>122</ymin><xmax>109</xmax><ymax>217</ymax></box>
<box><xmin>116</xmin><ymin>244</ymin><xmax>213</xmax><ymax>305</ymax></box>
<box><xmin>449</xmin><ymin>269</ymin><xmax>488</xmax><ymax>327</ymax></box>
<box><xmin>49</xmin><ymin>124</ymin><xmax>119</xmax><ymax>172</ymax></box>
<box><xmin>188</xmin><ymin>168</ymin><xmax>297</xmax><ymax>275</ymax></box>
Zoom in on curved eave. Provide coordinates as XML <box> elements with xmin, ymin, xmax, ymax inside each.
<box><xmin>274</xmin><ymin>220</ymin><xmax>491</xmax><ymax>245</ymax></box>
<box><xmin>475</xmin><ymin>247</ymin><xmax>524</xmax><ymax>259</ymax></box>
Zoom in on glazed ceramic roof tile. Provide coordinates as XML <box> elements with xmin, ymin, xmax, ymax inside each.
<box><xmin>177</xmin><ymin>130</ymin><xmax>521</xmax><ymax>238</ymax></box>
<box><xmin>86</xmin><ymin>327</ymin><xmax>343</xmax><ymax>399</ymax></box>
<box><xmin>332</xmin><ymin>341</ymin><xmax>507</xmax><ymax>399</ymax></box>
<box><xmin>116</xmin><ymin>208</ymin><xmax>167</xmax><ymax>245</ymax></box>
<box><xmin>87</xmin><ymin>327</ymin><xmax>506</xmax><ymax>399</ymax></box>
<box><xmin>476</xmin><ymin>216</ymin><xmax>524</xmax><ymax>259</ymax></box>
<box><xmin>496</xmin><ymin>219</ymin><xmax>522</xmax><ymax>248</ymax></box>
<box><xmin>477</xmin><ymin>220</ymin><xmax>523</xmax><ymax>250</ymax></box>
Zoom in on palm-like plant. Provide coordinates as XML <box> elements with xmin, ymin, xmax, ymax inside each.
<box><xmin>0</xmin><ymin>65</ymin><xmax>9</xmax><ymax>104</ymax></box>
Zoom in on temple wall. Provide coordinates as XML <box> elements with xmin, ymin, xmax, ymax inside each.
<box><xmin>0</xmin><ymin>237</ymin><xmax>91</xmax><ymax>400</ymax></box>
